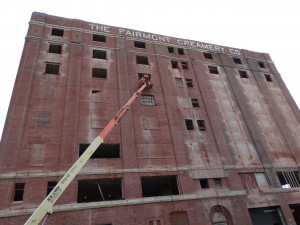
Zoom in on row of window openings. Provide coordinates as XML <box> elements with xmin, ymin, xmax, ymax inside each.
<box><xmin>13</xmin><ymin>176</ymin><xmax>224</xmax><ymax>203</ymax></box>
<box><xmin>185</xmin><ymin>119</ymin><xmax>206</xmax><ymax>131</ymax></box>
<box><xmin>52</xmin><ymin>28</ymin><xmax>267</xmax><ymax>69</ymax></box>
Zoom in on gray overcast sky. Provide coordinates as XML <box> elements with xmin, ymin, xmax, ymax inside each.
<box><xmin>0</xmin><ymin>0</ymin><xmax>299</xmax><ymax>139</ymax></box>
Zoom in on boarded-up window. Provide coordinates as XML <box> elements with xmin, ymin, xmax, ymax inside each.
<box><xmin>170</xmin><ymin>212</ymin><xmax>189</xmax><ymax>225</ymax></box>
<box><xmin>212</xmin><ymin>211</ymin><xmax>228</xmax><ymax>225</ymax></box>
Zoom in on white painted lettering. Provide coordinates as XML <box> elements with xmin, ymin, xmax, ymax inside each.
<box><xmin>152</xmin><ymin>35</ymin><xmax>158</xmax><ymax>41</ymax></box>
<box><xmin>183</xmin><ymin>40</ymin><xmax>190</xmax><ymax>46</ymax></box>
<box><xmin>159</xmin><ymin>36</ymin><xmax>166</xmax><ymax>42</ymax></box>
<box><xmin>119</xmin><ymin>29</ymin><xmax>125</xmax><ymax>34</ymax></box>
<box><xmin>104</xmin><ymin>26</ymin><xmax>110</xmax><ymax>33</ymax></box>
<box><xmin>126</xmin><ymin>30</ymin><xmax>133</xmax><ymax>36</ymax></box>
<box><xmin>229</xmin><ymin>48</ymin><xmax>241</xmax><ymax>55</ymax></box>
<box><xmin>189</xmin><ymin>41</ymin><xmax>196</xmax><ymax>48</ymax></box>
<box><xmin>177</xmin><ymin>39</ymin><xmax>183</xmax><ymax>45</ymax></box>
<box><xmin>135</xmin><ymin>32</ymin><xmax>142</xmax><ymax>38</ymax></box>
<box><xmin>219</xmin><ymin>47</ymin><xmax>225</xmax><ymax>53</ymax></box>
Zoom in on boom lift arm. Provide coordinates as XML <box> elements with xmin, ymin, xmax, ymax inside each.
<box><xmin>24</xmin><ymin>75</ymin><xmax>152</xmax><ymax>225</ymax></box>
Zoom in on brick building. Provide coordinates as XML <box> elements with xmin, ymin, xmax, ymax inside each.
<box><xmin>0</xmin><ymin>12</ymin><xmax>300</xmax><ymax>225</ymax></box>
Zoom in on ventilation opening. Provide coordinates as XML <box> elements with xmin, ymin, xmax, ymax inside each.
<box><xmin>168</xmin><ymin>46</ymin><xmax>174</xmax><ymax>53</ymax></box>
<box><xmin>204</xmin><ymin>52</ymin><xmax>213</xmax><ymax>59</ymax></box>
<box><xmin>51</xmin><ymin>28</ymin><xmax>64</xmax><ymax>36</ymax></box>
<box><xmin>200</xmin><ymin>179</ymin><xmax>209</xmax><ymax>189</ymax></box>
<box><xmin>134</xmin><ymin>41</ymin><xmax>146</xmax><ymax>48</ymax></box>
<box><xmin>77</xmin><ymin>178</ymin><xmax>122</xmax><ymax>203</ymax></box>
<box><xmin>197</xmin><ymin>120</ymin><xmax>206</xmax><ymax>131</ymax></box>
<box><xmin>49</xmin><ymin>44</ymin><xmax>62</xmax><ymax>54</ymax></box>
<box><xmin>93</xmin><ymin>50</ymin><xmax>107</xmax><ymax>59</ymax></box>
<box><xmin>92</xmin><ymin>68</ymin><xmax>107</xmax><ymax>78</ymax></box>
<box><xmin>178</xmin><ymin>48</ymin><xmax>184</xmax><ymax>55</ymax></box>
<box><xmin>264</xmin><ymin>74</ymin><xmax>272</xmax><ymax>82</ymax></box>
<box><xmin>45</xmin><ymin>63</ymin><xmax>60</xmax><ymax>75</ymax></box>
<box><xmin>233</xmin><ymin>57</ymin><xmax>242</xmax><ymax>64</ymax></box>
<box><xmin>239</xmin><ymin>70</ymin><xmax>248</xmax><ymax>78</ymax></box>
<box><xmin>79</xmin><ymin>143</ymin><xmax>120</xmax><ymax>158</ymax></box>
<box><xmin>141</xmin><ymin>175</ymin><xmax>179</xmax><ymax>197</ymax></box>
<box><xmin>181</xmin><ymin>62</ymin><xmax>188</xmax><ymax>70</ymax></box>
<box><xmin>185</xmin><ymin>79</ymin><xmax>193</xmax><ymax>87</ymax></box>
<box><xmin>47</xmin><ymin>181</ymin><xmax>57</xmax><ymax>195</ymax></box>
<box><xmin>191</xmin><ymin>98</ymin><xmax>199</xmax><ymax>108</ymax></box>
<box><xmin>13</xmin><ymin>183</ymin><xmax>25</xmax><ymax>201</ymax></box>
<box><xmin>93</xmin><ymin>34</ymin><xmax>106</xmax><ymax>42</ymax></box>
<box><xmin>208</xmin><ymin>66</ymin><xmax>219</xmax><ymax>74</ymax></box>
<box><xmin>171</xmin><ymin>60</ymin><xmax>179</xmax><ymax>69</ymax></box>
<box><xmin>258</xmin><ymin>61</ymin><xmax>265</xmax><ymax>68</ymax></box>
<box><xmin>185</xmin><ymin>119</ymin><xmax>194</xmax><ymax>130</ymax></box>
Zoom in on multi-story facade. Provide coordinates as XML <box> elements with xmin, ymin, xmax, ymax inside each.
<box><xmin>0</xmin><ymin>12</ymin><xmax>300</xmax><ymax>225</ymax></box>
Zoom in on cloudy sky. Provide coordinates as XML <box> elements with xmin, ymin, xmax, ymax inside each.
<box><xmin>0</xmin><ymin>0</ymin><xmax>299</xmax><ymax>139</ymax></box>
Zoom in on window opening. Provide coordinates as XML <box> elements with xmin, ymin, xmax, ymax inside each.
<box><xmin>197</xmin><ymin>120</ymin><xmax>206</xmax><ymax>131</ymax></box>
<box><xmin>93</xmin><ymin>34</ymin><xmax>106</xmax><ymax>42</ymax></box>
<box><xmin>134</xmin><ymin>41</ymin><xmax>146</xmax><ymax>48</ymax></box>
<box><xmin>200</xmin><ymin>179</ymin><xmax>209</xmax><ymax>189</ymax></box>
<box><xmin>168</xmin><ymin>46</ymin><xmax>175</xmax><ymax>53</ymax></box>
<box><xmin>13</xmin><ymin>183</ymin><xmax>25</xmax><ymax>201</ymax></box>
<box><xmin>79</xmin><ymin>143</ymin><xmax>120</xmax><ymax>158</ymax></box>
<box><xmin>170</xmin><ymin>212</ymin><xmax>189</xmax><ymax>225</ymax></box>
<box><xmin>141</xmin><ymin>175</ymin><xmax>179</xmax><ymax>197</ymax></box>
<box><xmin>49</xmin><ymin>44</ymin><xmax>62</xmax><ymax>54</ymax></box>
<box><xmin>181</xmin><ymin>62</ymin><xmax>188</xmax><ymax>70</ymax></box>
<box><xmin>171</xmin><ymin>60</ymin><xmax>179</xmax><ymax>69</ymax></box>
<box><xmin>51</xmin><ymin>28</ymin><xmax>64</xmax><ymax>36</ymax></box>
<box><xmin>93</xmin><ymin>50</ymin><xmax>107</xmax><ymax>59</ymax></box>
<box><xmin>208</xmin><ymin>66</ymin><xmax>219</xmax><ymax>74</ymax></box>
<box><xmin>264</xmin><ymin>74</ymin><xmax>272</xmax><ymax>82</ymax></box>
<box><xmin>47</xmin><ymin>181</ymin><xmax>57</xmax><ymax>195</ymax></box>
<box><xmin>185</xmin><ymin>79</ymin><xmax>193</xmax><ymax>87</ymax></box>
<box><xmin>213</xmin><ymin>178</ymin><xmax>223</xmax><ymax>188</ymax></box>
<box><xmin>175</xmin><ymin>77</ymin><xmax>183</xmax><ymax>86</ymax></box>
<box><xmin>136</xmin><ymin>55</ymin><xmax>149</xmax><ymax>65</ymax></box>
<box><xmin>45</xmin><ymin>63</ymin><xmax>60</xmax><ymax>75</ymax></box>
<box><xmin>185</xmin><ymin>119</ymin><xmax>194</xmax><ymax>130</ymax></box>
<box><xmin>233</xmin><ymin>57</ymin><xmax>242</xmax><ymax>64</ymax></box>
<box><xmin>77</xmin><ymin>178</ymin><xmax>122</xmax><ymax>203</ymax></box>
<box><xmin>178</xmin><ymin>48</ymin><xmax>184</xmax><ymax>55</ymax></box>
<box><xmin>239</xmin><ymin>70</ymin><xmax>248</xmax><ymax>78</ymax></box>
<box><xmin>92</xmin><ymin>68</ymin><xmax>107</xmax><ymax>78</ymax></box>
<box><xmin>140</xmin><ymin>95</ymin><xmax>155</xmax><ymax>106</ymax></box>
<box><xmin>277</xmin><ymin>171</ymin><xmax>300</xmax><ymax>188</ymax></box>
<box><xmin>258</xmin><ymin>61</ymin><xmax>265</xmax><ymax>68</ymax></box>
<box><xmin>212</xmin><ymin>211</ymin><xmax>228</xmax><ymax>225</ymax></box>
<box><xmin>191</xmin><ymin>98</ymin><xmax>199</xmax><ymax>108</ymax></box>
<box><xmin>204</xmin><ymin>52</ymin><xmax>213</xmax><ymax>59</ymax></box>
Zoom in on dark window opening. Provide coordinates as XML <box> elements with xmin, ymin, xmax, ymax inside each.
<box><xmin>264</xmin><ymin>74</ymin><xmax>272</xmax><ymax>82</ymax></box>
<box><xmin>185</xmin><ymin>119</ymin><xmax>194</xmax><ymax>130</ymax></box>
<box><xmin>136</xmin><ymin>55</ymin><xmax>149</xmax><ymax>65</ymax></box>
<box><xmin>277</xmin><ymin>171</ymin><xmax>300</xmax><ymax>188</ymax></box>
<box><xmin>213</xmin><ymin>178</ymin><xmax>223</xmax><ymax>188</ymax></box>
<box><xmin>141</xmin><ymin>95</ymin><xmax>155</xmax><ymax>106</ymax></box>
<box><xmin>134</xmin><ymin>41</ymin><xmax>146</xmax><ymax>48</ymax></box>
<box><xmin>208</xmin><ymin>66</ymin><xmax>219</xmax><ymax>74</ymax></box>
<box><xmin>233</xmin><ymin>57</ymin><xmax>242</xmax><ymax>64</ymax></box>
<box><xmin>45</xmin><ymin>63</ymin><xmax>60</xmax><ymax>75</ymax></box>
<box><xmin>258</xmin><ymin>61</ymin><xmax>265</xmax><ymax>68</ymax></box>
<box><xmin>79</xmin><ymin>143</ymin><xmax>120</xmax><ymax>158</ymax></box>
<box><xmin>51</xmin><ymin>28</ymin><xmax>64</xmax><ymax>37</ymax></box>
<box><xmin>77</xmin><ymin>178</ymin><xmax>122</xmax><ymax>203</ymax></box>
<box><xmin>92</xmin><ymin>90</ymin><xmax>101</xmax><ymax>94</ymax></box>
<box><xmin>47</xmin><ymin>181</ymin><xmax>57</xmax><ymax>195</ymax></box>
<box><xmin>175</xmin><ymin>77</ymin><xmax>183</xmax><ymax>86</ymax></box>
<box><xmin>49</xmin><ymin>44</ymin><xmax>62</xmax><ymax>54</ymax></box>
<box><xmin>93</xmin><ymin>34</ymin><xmax>106</xmax><ymax>43</ymax></box>
<box><xmin>200</xmin><ymin>179</ymin><xmax>209</xmax><ymax>189</ymax></box>
<box><xmin>13</xmin><ymin>183</ymin><xmax>25</xmax><ymax>201</ymax></box>
<box><xmin>185</xmin><ymin>79</ymin><xmax>193</xmax><ymax>87</ymax></box>
<box><xmin>239</xmin><ymin>70</ymin><xmax>248</xmax><ymax>78</ymax></box>
<box><xmin>204</xmin><ymin>52</ymin><xmax>213</xmax><ymax>59</ymax></box>
<box><xmin>93</xmin><ymin>50</ymin><xmax>107</xmax><ymax>59</ymax></box>
<box><xmin>197</xmin><ymin>120</ymin><xmax>206</xmax><ymax>131</ymax></box>
<box><xmin>171</xmin><ymin>60</ymin><xmax>179</xmax><ymax>69</ymax></box>
<box><xmin>141</xmin><ymin>175</ymin><xmax>179</xmax><ymax>197</ymax></box>
<box><xmin>191</xmin><ymin>98</ymin><xmax>199</xmax><ymax>108</ymax></box>
<box><xmin>168</xmin><ymin>46</ymin><xmax>174</xmax><ymax>53</ymax></box>
<box><xmin>178</xmin><ymin>48</ymin><xmax>184</xmax><ymax>55</ymax></box>
<box><xmin>181</xmin><ymin>62</ymin><xmax>188</xmax><ymax>70</ymax></box>
<box><xmin>92</xmin><ymin>68</ymin><xmax>107</xmax><ymax>78</ymax></box>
